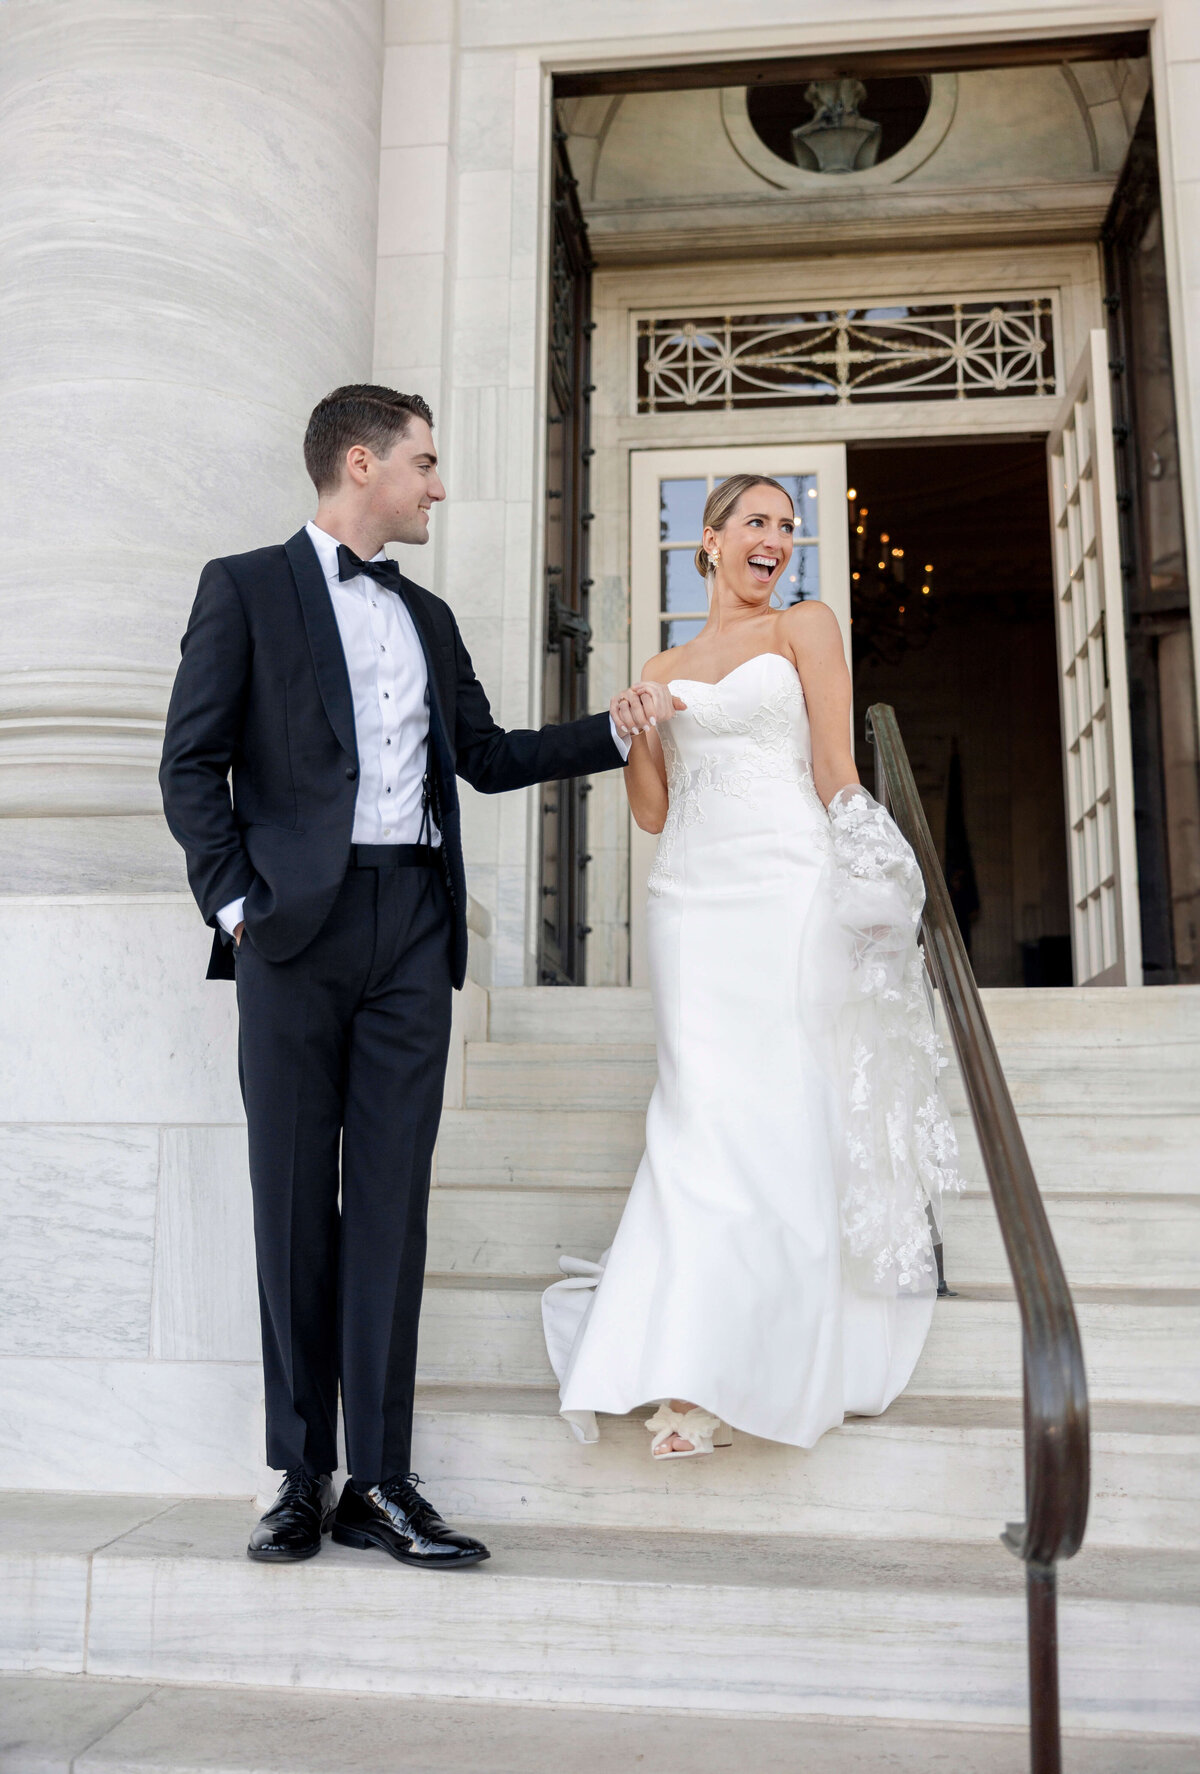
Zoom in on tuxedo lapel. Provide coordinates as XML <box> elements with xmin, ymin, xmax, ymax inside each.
<box><xmin>396</xmin><ymin>575</ymin><xmax>454</xmax><ymax>786</ymax></box>
<box><xmin>284</xmin><ymin>529</ymin><xmax>357</xmax><ymax>761</ymax></box>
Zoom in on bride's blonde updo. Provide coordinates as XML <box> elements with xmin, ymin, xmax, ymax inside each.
<box><xmin>692</xmin><ymin>474</ymin><xmax>796</xmax><ymax>578</ymax></box>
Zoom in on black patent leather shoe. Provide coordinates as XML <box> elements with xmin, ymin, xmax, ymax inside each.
<box><xmin>331</xmin><ymin>1472</ymin><xmax>490</xmax><ymax>1568</ymax></box>
<box><xmin>247</xmin><ymin>1469</ymin><xmax>337</xmax><ymax>1562</ymax></box>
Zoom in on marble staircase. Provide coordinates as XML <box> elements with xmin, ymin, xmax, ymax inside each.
<box><xmin>4</xmin><ymin>984</ymin><xmax>1199</xmax><ymax>1763</ymax></box>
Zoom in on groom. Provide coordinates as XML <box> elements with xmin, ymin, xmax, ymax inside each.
<box><xmin>160</xmin><ymin>385</ymin><xmax>666</xmax><ymax>1569</ymax></box>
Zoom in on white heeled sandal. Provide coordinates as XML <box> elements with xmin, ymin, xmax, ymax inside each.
<box><xmin>646</xmin><ymin>1404</ymin><xmax>733</xmax><ymax>1459</ymax></box>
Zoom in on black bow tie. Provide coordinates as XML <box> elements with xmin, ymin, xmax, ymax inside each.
<box><xmin>336</xmin><ymin>544</ymin><xmax>402</xmax><ymax>593</ymax></box>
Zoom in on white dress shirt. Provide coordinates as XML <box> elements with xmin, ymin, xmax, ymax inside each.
<box><xmin>217</xmin><ymin>520</ymin><xmax>629</xmax><ymax>938</ymax></box>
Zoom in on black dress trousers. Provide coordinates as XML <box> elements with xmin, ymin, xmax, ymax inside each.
<box><xmin>234</xmin><ymin>858</ymin><xmax>453</xmax><ymax>1485</ymax></box>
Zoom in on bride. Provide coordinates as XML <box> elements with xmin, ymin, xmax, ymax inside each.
<box><xmin>542</xmin><ymin>474</ymin><xmax>961</xmax><ymax>1459</ymax></box>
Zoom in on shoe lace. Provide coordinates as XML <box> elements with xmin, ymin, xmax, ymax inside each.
<box><xmin>377</xmin><ymin>1470</ymin><xmax>426</xmax><ymax>1511</ymax></box>
<box><xmin>279</xmin><ymin>1467</ymin><xmax>322</xmax><ymax>1501</ymax></box>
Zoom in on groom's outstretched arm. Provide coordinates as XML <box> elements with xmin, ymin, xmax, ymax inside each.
<box><xmin>451</xmin><ymin>620</ymin><xmax>627</xmax><ymax>794</ymax></box>
<box><xmin>159</xmin><ymin>560</ymin><xmax>255</xmax><ymax>925</ymax></box>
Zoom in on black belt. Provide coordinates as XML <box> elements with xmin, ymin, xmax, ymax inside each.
<box><xmin>350</xmin><ymin>844</ymin><xmax>440</xmax><ymax>869</ymax></box>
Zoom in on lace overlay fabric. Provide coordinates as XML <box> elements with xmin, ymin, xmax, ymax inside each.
<box><xmin>813</xmin><ymin>786</ymin><xmax>963</xmax><ymax>1293</ymax></box>
<box><xmin>648</xmin><ymin>668</ymin><xmax>825</xmax><ymax>894</ymax></box>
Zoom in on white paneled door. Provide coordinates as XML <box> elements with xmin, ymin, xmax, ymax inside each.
<box><xmin>628</xmin><ymin>445</ymin><xmax>850</xmax><ymax>985</ymax></box>
<box><xmin>1046</xmin><ymin>330</ymin><xmax>1142</xmax><ymax>986</ymax></box>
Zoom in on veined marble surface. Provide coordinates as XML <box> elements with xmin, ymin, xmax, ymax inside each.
<box><xmin>153</xmin><ymin>1128</ymin><xmax>257</xmax><ymax>1364</ymax></box>
<box><xmin>0</xmin><ymin>1124</ymin><xmax>158</xmax><ymax>1357</ymax></box>
<box><xmin>0</xmin><ymin>901</ymin><xmax>241</xmax><ymax>1125</ymax></box>
<box><xmin>0</xmin><ymin>1359</ymin><xmax>265</xmax><ymax>1495</ymax></box>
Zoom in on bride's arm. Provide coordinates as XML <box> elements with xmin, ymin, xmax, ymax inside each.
<box><xmin>782</xmin><ymin>602</ymin><xmax>860</xmax><ymax>808</ymax></box>
<box><xmin>620</xmin><ymin>663</ymin><xmax>681</xmax><ymax>834</ymax></box>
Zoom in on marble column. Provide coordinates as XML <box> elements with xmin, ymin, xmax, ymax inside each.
<box><xmin>0</xmin><ymin>0</ymin><xmax>383</xmax><ymax>886</ymax></box>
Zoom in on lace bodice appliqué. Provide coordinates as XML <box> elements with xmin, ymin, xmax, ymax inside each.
<box><xmin>647</xmin><ymin>656</ymin><xmax>825</xmax><ymax>895</ymax></box>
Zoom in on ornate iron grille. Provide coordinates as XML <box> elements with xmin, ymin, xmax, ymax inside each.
<box><xmin>636</xmin><ymin>298</ymin><xmax>1057</xmax><ymax>411</ymax></box>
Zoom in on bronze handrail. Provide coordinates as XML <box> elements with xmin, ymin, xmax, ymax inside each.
<box><xmin>866</xmin><ymin>704</ymin><xmax>1090</xmax><ymax>1774</ymax></box>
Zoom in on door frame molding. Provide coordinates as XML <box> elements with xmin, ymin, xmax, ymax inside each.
<box><xmin>584</xmin><ymin>243</ymin><xmax>1109</xmax><ymax>984</ymax></box>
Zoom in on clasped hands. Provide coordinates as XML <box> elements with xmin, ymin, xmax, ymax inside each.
<box><xmin>609</xmin><ymin>681</ymin><xmax>687</xmax><ymax>742</ymax></box>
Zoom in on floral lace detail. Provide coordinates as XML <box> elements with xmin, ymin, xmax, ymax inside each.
<box><xmin>823</xmin><ymin>786</ymin><xmax>963</xmax><ymax>1292</ymax></box>
<box><xmin>687</xmin><ymin>669</ymin><xmax>800</xmax><ymax>747</ymax></box>
<box><xmin>648</xmin><ymin>671</ymin><xmax>818</xmax><ymax>894</ymax></box>
<box><xmin>647</xmin><ymin>730</ymin><xmax>717</xmax><ymax>896</ymax></box>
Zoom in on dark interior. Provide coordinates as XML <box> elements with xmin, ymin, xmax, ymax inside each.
<box><xmin>847</xmin><ymin>438</ymin><xmax>1072</xmax><ymax>987</ymax></box>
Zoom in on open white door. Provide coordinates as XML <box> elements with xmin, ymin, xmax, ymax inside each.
<box><xmin>628</xmin><ymin>444</ymin><xmax>850</xmax><ymax>986</ymax></box>
<box><xmin>1046</xmin><ymin>330</ymin><xmax>1142</xmax><ymax>986</ymax></box>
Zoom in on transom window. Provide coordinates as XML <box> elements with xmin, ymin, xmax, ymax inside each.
<box><xmin>636</xmin><ymin>295</ymin><xmax>1058</xmax><ymax>411</ymax></box>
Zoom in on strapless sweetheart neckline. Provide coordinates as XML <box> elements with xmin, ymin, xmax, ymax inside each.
<box><xmin>668</xmin><ymin>651</ymin><xmax>800</xmax><ymax>693</ymax></box>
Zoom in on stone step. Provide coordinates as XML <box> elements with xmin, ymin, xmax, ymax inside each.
<box><xmin>425</xmin><ymin>1186</ymin><xmax>1200</xmax><ymax>1289</ymax></box>
<box><xmin>21</xmin><ymin>1674</ymin><xmax>1194</xmax><ymax>1774</ymax></box>
<box><xmin>415</xmin><ymin>1278</ymin><xmax>1200</xmax><ymax>1407</ymax></box>
<box><xmin>5</xmin><ymin>1493</ymin><xmax>1196</xmax><ymax>1735</ymax></box>
<box><xmin>406</xmin><ymin>1386</ymin><xmax>1200</xmax><ymax>1550</ymax></box>
<box><xmin>486</xmin><ymin>984</ymin><xmax>1200</xmax><ymax>1049</ymax></box>
<box><xmin>464</xmin><ymin>1042</ymin><xmax>1200</xmax><ymax>1115</ymax></box>
<box><xmin>436</xmin><ymin>1105</ymin><xmax>1200</xmax><ymax>1195</ymax></box>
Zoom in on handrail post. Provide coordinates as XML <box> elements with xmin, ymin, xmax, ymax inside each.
<box><xmin>1028</xmin><ymin>1562</ymin><xmax>1062</xmax><ymax>1774</ymax></box>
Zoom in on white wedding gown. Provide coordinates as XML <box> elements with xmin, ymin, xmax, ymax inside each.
<box><xmin>542</xmin><ymin>651</ymin><xmax>961</xmax><ymax>1448</ymax></box>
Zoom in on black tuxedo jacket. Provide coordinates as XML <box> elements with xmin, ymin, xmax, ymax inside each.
<box><xmin>160</xmin><ymin>528</ymin><xmax>624</xmax><ymax>988</ymax></box>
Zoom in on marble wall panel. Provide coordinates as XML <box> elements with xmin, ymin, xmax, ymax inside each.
<box><xmin>0</xmin><ymin>1125</ymin><xmax>158</xmax><ymax>1358</ymax></box>
<box><xmin>509</xmin><ymin>167</ymin><xmax>540</xmax><ymax>284</ymax></box>
<box><xmin>152</xmin><ymin>1128</ymin><xmax>259</xmax><ymax>1364</ymax></box>
<box><xmin>1165</xmin><ymin>5</ymin><xmax>1200</xmax><ymax>63</ymax></box>
<box><xmin>1166</xmin><ymin>59</ymin><xmax>1200</xmax><ymax>183</ymax></box>
<box><xmin>0</xmin><ymin>1358</ymin><xmax>265</xmax><ymax>1496</ymax></box>
<box><xmin>385</xmin><ymin>0</ymin><xmax>454</xmax><ymax>46</ymax></box>
<box><xmin>456</xmin><ymin>169</ymin><xmax>514</xmax><ymax>279</ymax></box>
<box><xmin>449</xmin><ymin>276</ymin><xmax>513</xmax><ymax>387</ymax></box>
<box><xmin>378</xmin><ymin>146</ymin><xmax>452</xmax><ymax>258</ymax></box>
<box><xmin>0</xmin><ymin>902</ymin><xmax>242</xmax><ymax>1126</ymax></box>
<box><xmin>373</xmin><ymin>254</ymin><xmax>448</xmax><ymax>369</ymax></box>
<box><xmin>503</xmin><ymin>387</ymin><xmax>536</xmax><ymax>504</ymax></box>
<box><xmin>455</xmin><ymin>50</ymin><xmax>517</xmax><ymax>173</ymax></box>
<box><xmin>381</xmin><ymin>42</ymin><xmax>453</xmax><ymax>148</ymax></box>
<box><xmin>493</xmin><ymin>863</ymin><xmax>532</xmax><ymax>986</ymax></box>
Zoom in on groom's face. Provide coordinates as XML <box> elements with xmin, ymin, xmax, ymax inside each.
<box><xmin>367</xmin><ymin>417</ymin><xmax>446</xmax><ymax>545</ymax></box>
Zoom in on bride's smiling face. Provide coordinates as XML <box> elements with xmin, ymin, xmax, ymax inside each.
<box><xmin>704</xmin><ymin>485</ymin><xmax>795</xmax><ymax>605</ymax></box>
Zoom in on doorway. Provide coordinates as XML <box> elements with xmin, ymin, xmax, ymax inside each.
<box><xmin>847</xmin><ymin>438</ymin><xmax>1072</xmax><ymax>987</ymax></box>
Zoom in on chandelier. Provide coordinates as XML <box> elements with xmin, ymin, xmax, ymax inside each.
<box><xmin>848</xmin><ymin>489</ymin><xmax>937</xmax><ymax>667</ymax></box>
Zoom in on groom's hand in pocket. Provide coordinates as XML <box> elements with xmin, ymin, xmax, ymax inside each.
<box><xmin>233</xmin><ymin>922</ymin><xmax>244</xmax><ymax>948</ymax></box>
<box><xmin>610</xmin><ymin>681</ymin><xmax>687</xmax><ymax>740</ymax></box>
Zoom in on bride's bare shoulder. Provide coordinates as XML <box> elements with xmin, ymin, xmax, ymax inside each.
<box><xmin>779</xmin><ymin>599</ymin><xmax>844</xmax><ymax>659</ymax></box>
<box><xmin>639</xmin><ymin>650</ymin><xmax>676</xmax><ymax>684</ymax></box>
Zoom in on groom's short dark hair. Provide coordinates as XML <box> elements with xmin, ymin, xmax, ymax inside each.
<box><xmin>304</xmin><ymin>385</ymin><xmax>434</xmax><ymax>492</ymax></box>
